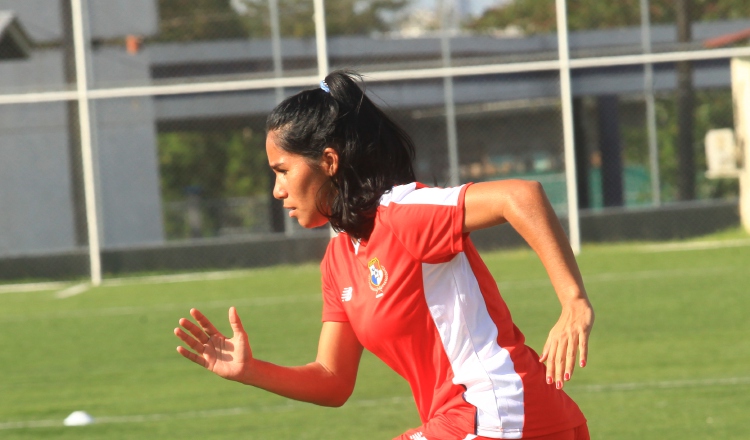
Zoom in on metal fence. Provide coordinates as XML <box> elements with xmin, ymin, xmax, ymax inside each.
<box><xmin>0</xmin><ymin>0</ymin><xmax>748</xmax><ymax>283</ymax></box>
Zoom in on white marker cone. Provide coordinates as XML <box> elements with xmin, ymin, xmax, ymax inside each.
<box><xmin>63</xmin><ymin>411</ymin><xmax>95</xmax><ymax>426</ymax></box>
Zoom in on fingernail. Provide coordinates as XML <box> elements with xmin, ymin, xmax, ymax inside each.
<box><xmin>564</xmin><ymin>373</ymin><xmax>570</xmax><ymax>381</ymax></box>
<box><xmin>556</xmin><ymin>381</ymin><xmax>562</xmax><ymax>389</ymax></box>
<box><xmin>546</xmin><ymin>376</ymin><xmax>552</xmax><ymax>384</ymax></box>
<box><xmin>580</xmin><ymin>360</ymin><xmax>586</xmax><ymax>368</ymax></box>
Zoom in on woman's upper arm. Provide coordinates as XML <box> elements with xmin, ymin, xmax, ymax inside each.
<box><xmin>315</xmin><ymin>321</ymin><xmax>363</xmax><ymax>397</ymax></box>
<box><xmin>463</xmin><ymin>179</ymin><xmax>543</xmax><ymax>233</ymax></box>
<box><xmin>463</xmin><ymin>179</ymin><xmax>585</xmax><ymax>296</ymax></box>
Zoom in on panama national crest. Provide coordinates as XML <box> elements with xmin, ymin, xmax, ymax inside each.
<box><xmin>368</xmin><ymin>257</ymin><xmax>388</xmax><ymax>298</ymax></box>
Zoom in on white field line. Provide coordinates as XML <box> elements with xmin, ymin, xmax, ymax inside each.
<box><xmin>0</xmin><ymin>263</ymin><xmax>739</xmax><ymax>322</ymax></box>
<box><xmin>0</xmin><ymin>242</ymin><xmax>743</xmax><ymax>296</ymax></box>
<box><xmin>500</xmin><ymin>265</ymin><xmax>737</xmax><ymax>290</ymax></box>
<box><xmin>0</xmin><ymin>269</ymin><xmax>257</xmax><ymax>295</ymax></box>
<box><xmin>101</xmin><ymin>270</ymin><xmax>256</xmax><ymax>287</ymax></box>
<box><xmin>0</xmin><ymin>396</ymin><xmax>412</xmax><ymax>430</ymax></box>
<box><xmin>0</xmin><ymin>265</ymin><xmax>737</xmax><ymax>322</ymax></box>
<box><xmin>580</xmin><ymin>266</ymin><xmax>736</xmax><ymax>283</ymax></box>
<box><xmin>0</xmin><ymin>293</ymin><xmax>321</xmax><ymax>323</ymax></box>
<box><xmin>640</xmin><ymin>238</ymin><xmax>750</xmax><ymax>253</ymax></box>
<box><xmin>577</xmin><ymin>376</ymin><xmax>750</xmax><ymax>393</ymax></box>
<box><xmin>2</xmin><ymin>376</ymin><xmax>748</xmax><ymax>430</ymax></box>
<box><xmin>55</xmin><ymin>283</ymin><xmax>90</xmax><ymax>299</ymax></box>
<box><xmin>0</xmin><ymin>281</ymin><xmax>68</xmax><ymax>294</ymax></box>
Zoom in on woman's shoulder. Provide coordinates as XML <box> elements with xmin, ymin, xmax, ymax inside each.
<box><xmin>379</xmin><ymin>182</ymin><xmax>466</xmax><ymax>208</ymax></box>
<box><xmin>378</xmin><ymin>182</ymin><xmax>418</xmax><ymax>207</ymax></box>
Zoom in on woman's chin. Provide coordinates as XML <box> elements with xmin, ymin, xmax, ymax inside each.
<box><xmin>299</xmin><ymin>217</ymin><xmax>329</xmax><ymax>230</ymax></box>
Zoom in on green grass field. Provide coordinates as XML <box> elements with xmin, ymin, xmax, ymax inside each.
<box><xmin>1</xmin><ymin>233</ymin><xmax>749</xmax><ymax>439</ymax></box>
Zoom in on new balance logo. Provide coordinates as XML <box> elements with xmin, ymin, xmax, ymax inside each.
<box><xmin>409</xmin><ymin>433</ymin><xmax>427</xmax><ymax>440</ymax></box>
<box><xmin>341</xmin><ymin>287</ymin><xmax>353</xmax><ymax>302</ymax></box>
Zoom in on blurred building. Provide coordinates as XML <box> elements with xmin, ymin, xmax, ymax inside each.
<box><xmin>0</xmin><ymin>0</ymin><xmax>747</xmax><ymax>258</ymax></box>
<box><xmin>0</xmin><ymin>1</ymin><xmax>163</xmax><ymax>257</ymax></box>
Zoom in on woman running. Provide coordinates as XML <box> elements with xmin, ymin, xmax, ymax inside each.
<box><xmin>174</xmin><ymin>70</ymin><xmax>594</xmax><ymax>440</ymax></box>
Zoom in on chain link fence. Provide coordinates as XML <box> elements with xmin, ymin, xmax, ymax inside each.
<box><xmin>0</xmin><ymin>0</ymin><xmax>747</xmax><ymax>281</ymax></box>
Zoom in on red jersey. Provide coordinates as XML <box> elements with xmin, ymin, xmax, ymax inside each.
<box><xmin>321</xmin><ymin>183</ymin><xmax>585</xmax><ymax>439</ymax></box>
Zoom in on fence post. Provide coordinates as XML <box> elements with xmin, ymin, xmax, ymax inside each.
<box><xmin>731</xmin><ymin>57</ymin><xmax>750</xmax><ymax>233</ymax></box>
<box><xmin>71</xmin><ymin>0</ymin><xmax>101</xmax><ymax>285</ymax></box>
<box><xmin>555</xmin><ymin>0</ymin><xmax>581</xmax><ymax>254</ymax></box>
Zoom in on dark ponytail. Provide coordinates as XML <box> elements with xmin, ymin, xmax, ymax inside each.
<box><xmin>266</xmin><ymin>70</ymin><xmax>416</xmax><ymax>240</ymax></box>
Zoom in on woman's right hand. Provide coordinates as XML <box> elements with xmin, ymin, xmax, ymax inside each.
<box><xmin>174</xmin><ymin>307</ymin><xmax>253</xmax><ymax>383</ymax></box>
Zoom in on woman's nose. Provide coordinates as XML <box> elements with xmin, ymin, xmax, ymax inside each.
<box><xmin>272</xmin><ymin>180</ymin><xmax>286</xmax><ymax>199</ymax></box>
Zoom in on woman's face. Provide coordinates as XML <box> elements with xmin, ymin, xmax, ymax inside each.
<box><xmin>266</xmin><ymin>130</ymin><xmax>336</xmax><ymax>229</ymax></box>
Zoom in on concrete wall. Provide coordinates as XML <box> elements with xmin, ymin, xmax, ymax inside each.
<box><xmin>93</xmin><ymin>97</ymin><xmax>165</xmax><ymax>248</ymax></box>
<box><xmin>470</xmin><ymin>199</ymin><xmax>742</xmax><ymax>249</ymax></box>
<box><xmin>0</xmin><ymin>100</ymin><xmax>78</xmax><ymax>256</ymax></box>
<box><xmin>0</xmin><ymin>49</ymin><xmax>164</xmax><ymax>256</ymax></box>
<box><xmin>0</xmin><ymin>200</ymin><xmax>739</xmax><ymax>280</ymax></box>
<box><xmin>0</xmin><ymin>232</ymin><xmax>331</xmax><ymax>280</ymax></box>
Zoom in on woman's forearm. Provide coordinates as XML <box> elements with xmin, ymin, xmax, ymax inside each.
<box><xmin>238</xmin><ymin>322</ymin><xmax>363</xmax><ymax>407</ymax></box>
<box><xmin>501</xmin><ymin>181</ymin><xmax>588</xmax><ymax>302</ymax></box>
<box><xmin>239</xmin><ymin>359</ymin><xmax>355</xmax><ymax>407</ymax></box>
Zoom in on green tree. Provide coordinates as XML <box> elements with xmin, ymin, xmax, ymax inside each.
<box><xmin>156</xmin><ymin>0</ymin><xmax>248</xmax><ymax>41</ymax></box>
<box><xmin>158</xmin><ymin>128</ymin><xmax>269</xmax><ymax>237</ymax></box>
<box><xmin>619</xmin><ymin>90</ymin><xmax>739</xmax><ymax>203</ymax></box>
<box><xmin>155</xmin><ymin>0</ymin><xmax>410</xmax><ymax>41</ymax></box>
<box><xmin>159</xmin><ymin>128</ymin><xmax>268</xmax><ymax>201</ymax></box>
<box><xmin>469</xmin><ymin>0</ymin><xmax>749</xmax><ymax>34</ymax></box>
<box><xmin>655</xmin><ymin>90</ymin><xmax>739</xmax><ymax>201</ymax></box>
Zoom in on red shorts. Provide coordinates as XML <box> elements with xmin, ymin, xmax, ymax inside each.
<box><xmin>394</xmin><ymin>423</ymin><xmax>590</xmax><ymax>440</ymax></box>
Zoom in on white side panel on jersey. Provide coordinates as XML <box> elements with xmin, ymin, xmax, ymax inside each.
<box><xmin>422</xmin><ymin>255</ymin><xmax>525</xmax><ymax>439</ymax></box>
<box><xmin>380</xmin><ymin>183</ymin><xmax>464</xmax><ymax>207</ymax></box>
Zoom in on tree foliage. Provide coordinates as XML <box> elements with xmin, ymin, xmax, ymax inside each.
<box><xmin>158</xmin><ymin>128</ymin><xmax>271</xmax><ymax>238</ymax></box>
<box><xmin>158</xmin><ymin>128</ymin><xmax>268</xmax><ymax>202</ymax></box>
<box><xmin>155</xmin><ymin>0</ymin><xmax>410</xmax><ymax>41</ymax></box>
<box><xmin>470</xmin><ymin>0</ymin><xmax>750</xmax><ymax>34</ymax></box>
<box><xmin>156</xmin><ymin>0</ymin><xmax>247</xmax><ymax>41</ymax></box>
<box><xmin>656</xmin><ymin>90</ymin><xmax>739</xmax><ymax>201</ymax></box>
<box><xmin>618</xmin><ymin>90</ymin><xmax>738</xmax><ymax>203</ymax></box>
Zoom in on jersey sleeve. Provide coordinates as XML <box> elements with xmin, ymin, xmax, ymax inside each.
<box><xmin>320</xmin><ymin>242</ymin><xmax>348</xmax><ymax>322</ymax></box>
<box><xmin>383</xmin><ymin>183</ymin><xmax>472</xmax><ymax>264</ymax></box>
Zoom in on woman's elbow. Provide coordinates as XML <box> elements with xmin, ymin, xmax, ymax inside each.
<box><xmin>510</xmin><ymin>179</ymin><xmax>548</xmax><ymax>204</ymax></box>
<box><xmin>321</xmin><ymin>397</ymin><xmax>348</xmax><ymax>408</ymax></box>
<box><xmin>318</xmin><ymin>384</ymin><xmax>355</xmax><ymax>407</ymax></box>
<box><xmin>511</xmin><ymin>179</ymin><xmax>544</xmax><ymax>196</ymax></box>
<box><xmin>501</xmin><ymin>179</ymin><xmax>554</xmax><ymax>222</ymax></box>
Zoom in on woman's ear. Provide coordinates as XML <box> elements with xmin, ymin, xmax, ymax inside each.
<box><xmin>321</xmin><ymin>147</ymin><xmax>339</xmax><ymax>177</ymax></box>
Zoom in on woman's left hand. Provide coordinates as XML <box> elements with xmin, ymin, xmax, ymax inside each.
<box><xmin>174</xmin><ymin>307</ymin><xmax>253</xmax><ymax>383</ymax></box>
<box><xmin>539</xmin><ymin>296</ymin><xmax>594</xmax><ymax>390</ymax></box>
